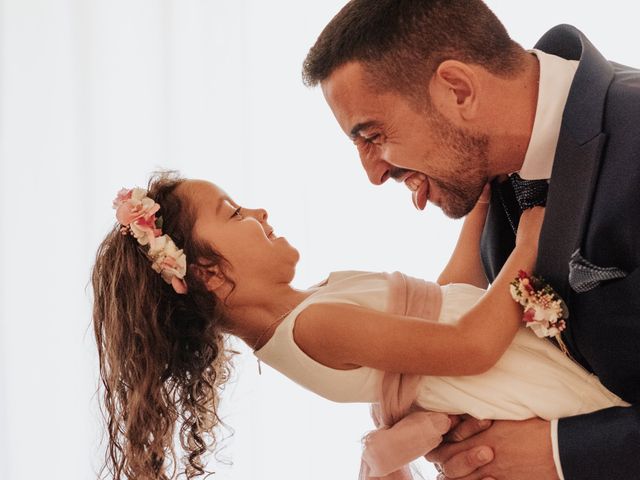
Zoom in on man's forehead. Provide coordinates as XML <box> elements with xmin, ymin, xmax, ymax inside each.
<box><xmin>321</xmin><ymin>61</ymin><xmax>369</xmax><ymax>101</ymax></box>
<box><xmin>321</xmin><ymin>63</ymin><xmax>386</xmax><ymax>135</ymax></box>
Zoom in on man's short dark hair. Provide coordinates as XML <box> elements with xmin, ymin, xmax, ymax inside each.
<box><xmin>303</xmin><ymin>0</ymin><xmax>524</xmax><ymax>102</ymax></box>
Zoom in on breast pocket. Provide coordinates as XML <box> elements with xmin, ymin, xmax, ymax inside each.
<box><xmin>568</xmin><ymin>248</ymin><xmax>629</xmax><ymax>293</ymax></box>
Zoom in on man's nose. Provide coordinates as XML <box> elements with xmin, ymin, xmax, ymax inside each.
<box><xmin>360</xmin><ymin>155</ymin><xmax>391</xmax><ymax>185</ymax></box>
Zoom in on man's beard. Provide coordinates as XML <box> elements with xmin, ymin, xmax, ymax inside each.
<box><xmin>426</xmin><ymin>112</ymin><xmax>490</xmax><ymax>219</ymax></box>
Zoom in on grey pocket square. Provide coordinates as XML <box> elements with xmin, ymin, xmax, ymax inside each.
<box><xmin>568</xmin><ymin>249</ymin><xmax>627</xmax><ymax>293</ymax></box>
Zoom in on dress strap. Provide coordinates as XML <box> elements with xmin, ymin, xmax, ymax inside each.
<box><xmin>359</xmin><ymin>272</ymin><xmax>449</xmax><ymax>479</ymax></box>
<box><xmin>386</xmin><ymin>271</ymin><xmax>443</xmax><ymax>321</ymax></box>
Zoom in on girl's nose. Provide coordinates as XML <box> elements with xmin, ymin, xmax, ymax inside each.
<box><xmin>247</xmin><ymin>208</ymin><xmax>268</xmax><ymax>222</ymax></box>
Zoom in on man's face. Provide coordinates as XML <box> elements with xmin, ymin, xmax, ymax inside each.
<box><xmin>321</xmin><ymin>61</ymin><xmax>489</xmax><ymax>219</ymax></box>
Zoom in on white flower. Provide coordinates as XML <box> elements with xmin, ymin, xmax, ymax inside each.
<box><xmin>546</xmin><ymin>326</ymin><xmax>561</xmax><ymax>337</ymax></box>
<box><xmin>531</xmin><ymin>304</ymin><xmax>553</xmax><ymax>324</ymax></box>
<box><xmin>528</xmin><ymin>320</ymin><xmax>551</xmax><ymax>338</ymax></box>
<box><xmin>149</xmin><ymin>234</ymin><xmax>187</xmax><ymax>283</ymax></box>
<box><xmin>129</xmin><ymin>221</ymin><xmax>153</xmax><ymax>245</ymax></box>
<box><xmin>130</xmin><ymin>188</ymin><xmax>149</xmax><ymax>202</ymax></box>
<box><xmin>510</xmin><ymin>279</ymin><xmax>534</xmax><ymax>306</ymax></box>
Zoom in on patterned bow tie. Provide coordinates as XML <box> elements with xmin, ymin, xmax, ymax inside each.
<box><xmin>509</xmin><ymin>173</ymin><xmax>549</xmax><ymax>211</ymax></box>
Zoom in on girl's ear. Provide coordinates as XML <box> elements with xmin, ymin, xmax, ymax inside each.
<box><xmin>193</xmin><ymin>264</ymin><xmax>227</xmax><ymax>293</ymax></box>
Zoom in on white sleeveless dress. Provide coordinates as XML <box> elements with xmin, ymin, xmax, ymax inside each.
<box><xmin>255</xmin><ymin>271</ymin><xmax>628</xmax><ymax>420</ymax></box>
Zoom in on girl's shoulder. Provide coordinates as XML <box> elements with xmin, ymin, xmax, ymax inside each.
<box><xmin>300</xmin><ymin>271</ymin><xmax>392</xmax><ymax>317</ymax></box>
<box><xmin>315</xmin><ymin>270</ymin><xmax>383</xmax><ymax>286</ymax></box>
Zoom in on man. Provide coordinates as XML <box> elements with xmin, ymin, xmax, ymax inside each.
<box><xmin>302</xmin><ymin>1</ymin><xmax>640</xmax><ymax>479</ymax></box>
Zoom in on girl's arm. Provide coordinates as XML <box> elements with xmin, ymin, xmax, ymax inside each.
<box><xmin>294</xmin><ymin>207</ymin><xmax>545</xmax><ymax>377</ymax></box>
<box><xmin>437</xmin><ymin>185</ymin><xmax>490</xmax><ymax>288</ymax></box>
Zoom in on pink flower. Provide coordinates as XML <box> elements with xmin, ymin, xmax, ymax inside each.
<box><xmin>130</xmin><ymin>222</ymin><xmax>156</xmax><ymax>246</ymax></box>
<box><xmin>523</xmin><ymin>308</ymin><xmax>535</xmax><ymax>324</ymax></box>
<box><xmin>112</xmin><ymin>188</ymin><xmax>133</xmax><ymax>208</ymax></box>
<box><xmin>130</xmin><ymin>214</ymin><xmax>162</xmax><ymax>245</ymax></box>
<box><xmin>115</xmin><ymin>192</ymin><xmax>160</xmax><ymax>227</ymax></box>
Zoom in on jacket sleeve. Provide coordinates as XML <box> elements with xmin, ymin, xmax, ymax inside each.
<box><xmin>556</xmin><ymin>266</ymin><xmax>640</xmax><ymax>478</ymax></box>
<box><xmin>558</xmin><ymin>406</ymin><xmax>640</xmax><ymax>479</ymax></box>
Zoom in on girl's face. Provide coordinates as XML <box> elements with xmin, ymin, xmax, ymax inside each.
<box><xmin>185</xmin><ymin>180</ymin><xmax>300</xmax><ymax>293</ymax></box>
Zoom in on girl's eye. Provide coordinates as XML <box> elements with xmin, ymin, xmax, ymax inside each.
<box><xmin>232</xmin><ymin>207</ymin><xmax>243</xmax><ymax>219</ymax></box>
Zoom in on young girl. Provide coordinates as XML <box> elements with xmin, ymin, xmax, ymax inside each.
<box><xmin>92</xmin><ymin>172</ymin><xmax>627</xmax><ymax>480</ymax></box>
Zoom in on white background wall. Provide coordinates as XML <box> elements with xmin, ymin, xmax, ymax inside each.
<box><xmin>0</xmin><ymin>1</ymin><xmax>638</xmax><ymax>479</ymax></box>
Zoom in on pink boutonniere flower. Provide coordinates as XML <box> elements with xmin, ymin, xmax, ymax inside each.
<box><xmin>510</xmin><ymin>270</ymin><xmax>569</xmax><ymax>345</ymax></box>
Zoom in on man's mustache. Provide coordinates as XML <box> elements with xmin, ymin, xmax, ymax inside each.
<box><xmin>389</xmin><ymin>167</ymin><xmax>412</xmax><ymax>181</ymax></box>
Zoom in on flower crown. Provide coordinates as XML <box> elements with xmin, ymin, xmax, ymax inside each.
<box><xmin>113</xmin><ymin>188</ymin><xmax>188</xmax><ymax>294</ymax></box>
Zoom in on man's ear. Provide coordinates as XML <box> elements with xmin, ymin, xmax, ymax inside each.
<box><xmin>193</xmin><ymin>263</ymin><xmax>227</xmax><ymax>293</ymax></box>
<box><xmin>429</xmin><ymin>60</ymin><xmax>479</xmax><ymax>121</ymax></box>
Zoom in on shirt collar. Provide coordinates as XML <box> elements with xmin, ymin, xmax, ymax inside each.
<box><xmin>518</xmin><ymin>49</ymin><xmax>579</xmax><ymax>180</ymax></box>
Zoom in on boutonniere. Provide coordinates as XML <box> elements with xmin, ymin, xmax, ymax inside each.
<box><xmin>510</xmin><ymin>270</ymin><xmax>569</xmax><ymax>350</ymax></box>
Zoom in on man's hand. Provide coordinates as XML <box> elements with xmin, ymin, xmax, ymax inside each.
<box><xmin>426</xmin><ymin>417</ymin><xmax>559</xmax><ymax>480</ymax></box>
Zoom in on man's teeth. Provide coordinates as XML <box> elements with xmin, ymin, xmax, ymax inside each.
<box><xmin>404</xmin><ymin>172</ymin><xmax>427</xmax><ymax>192</ymax></box>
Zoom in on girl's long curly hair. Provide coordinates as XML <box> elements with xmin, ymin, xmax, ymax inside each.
<box><xmin>92</xmin><ymin>172</ymin><xmax>232</xmax><ymax>479</ymax></box>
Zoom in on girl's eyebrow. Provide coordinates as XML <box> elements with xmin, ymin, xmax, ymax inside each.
<box><xmin>215</xmin><ymin>196</ymin><xmax>226</xmax><ymax>215</ymax></box>
<box><xmin>215</xmin><ymin>196</ymin><xmax>238</xmax><ymax>215</ymax></box>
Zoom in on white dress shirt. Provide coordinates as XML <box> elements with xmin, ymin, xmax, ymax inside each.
<box><xmin>521</xmin><ymin>48</ymin><xmax>579</xmax><ymax>480</ymax></box>
<box><xmin>519</xmin><ymin>49</ymin><xmax>579</xmax><ymax>180</ymax></box>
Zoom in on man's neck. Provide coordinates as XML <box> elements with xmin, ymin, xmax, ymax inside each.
<box><xmin>485</xmin><ymin>52</ymin><xmax>540</xmax><ymax>177</ymax></box>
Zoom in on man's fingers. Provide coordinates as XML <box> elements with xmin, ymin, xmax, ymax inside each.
<box><xmin>437</xmin><ymin>474</ymin><xmax>496</xmax><ymax>480</ymax></box>
<box><xmin>426</xmin><ymin>441</ymin><xmax>459</xmax><ymax>463</ymax></box>
<box><xmin>438</xmin><ymin>475</ymin><xmax>496</xmax><ymax>480</ymax></box>
<box><xmin>438</xmin><ymin>446</ymin><xmax>494</xmax><ymax>479</ymax></box>
<box><xmin>427</xmin><ymin>417</ymin><xmax>494</xmax><ymax>478</ymax></box>
<box><xmin>445</xmin><ymin>418</ymin><xmax>492</xmax><ymax>443</ymax></box>
<box><xmin>436</xmin><ymin>469</ymin><xmax>495</xmax><ymax>480</ymax></box>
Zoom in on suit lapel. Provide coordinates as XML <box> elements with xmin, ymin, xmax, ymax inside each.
<box><xmin>481</xmin><ymin>179</ymin><xmax>517</xmax><ymax>282</ymax></box>
<box><xmin>532</xmin><ymin>25</ymin><xmax>615</xmax><ymax>298</ymax></box>
<box><xmin>536</xmin><ymin>134</ymin><xmax>606</xmax><ymax>298</ymax></box>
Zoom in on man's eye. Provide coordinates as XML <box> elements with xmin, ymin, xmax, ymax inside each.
<box><xmin>354</xmin><ymin>133</ymin><xmax>382</xmax><ymax>151</ymax></box>
<box><xmin>363</xmin><ymin>133</ymin><xmax>381</xmax><ymax>144</ymax></box>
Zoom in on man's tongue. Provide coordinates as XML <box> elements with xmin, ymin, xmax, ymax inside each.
<box><xmin>412</xmin><ymin>179</ymin><xmax>429</xmax><ymax>210</ymax></box>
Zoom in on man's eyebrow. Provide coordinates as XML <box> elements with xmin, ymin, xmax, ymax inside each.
<box><xmin>349</xmin><ymin>121</ymin><xmax>380</xmax><ymax>139</ymax></box>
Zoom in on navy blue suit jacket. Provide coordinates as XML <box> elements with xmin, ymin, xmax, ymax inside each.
<box><xmin>481</xmin><ymin>25</ymin><xmax>640</xmax><ymax>479</ymax></box>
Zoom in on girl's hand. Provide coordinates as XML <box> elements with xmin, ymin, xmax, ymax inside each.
<box><xmin>515</xmin><ymin>206</ymin><xmax>546</xmax><ymax>250</ymax></box>
<box><xmin>477</xmin><ymin>183</ymin><xmax>491</xmax><ymax>206</ymax></box>
<box><xmin>467</xmin><ymin>183</ymin><xmax>491</xmax><ymax>216</ymax></box>
<box><xmin>437</xmin><ymin>183</ymin><xmax>491</xmax><ymax>288</ymax></box>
